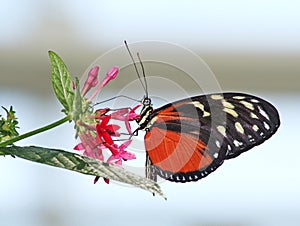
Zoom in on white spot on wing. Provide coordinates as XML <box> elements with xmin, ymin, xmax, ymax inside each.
<box><xmin>215</xmin><ymin>140</ymin><xmax>221</xmax><ymax>148</ymax></box>
<box><xmin>223</xmin><ymin>108</ymin><xmax>239</xmax><ymax>118</ymax></box>
<box><xmin>250</xmin><ymin>98</ymin><xmax>260</xmax><ymax>103</ymax></box>
<box><xmin>248</xmin><ymin>135</ymin><xmax>255</xmax><ymax>142</ymax></box>
<box><xmin>252</xmin><ymin>124</ymin><xmax>259</xmax><ymax>131</ymax></box>
<box><xmin>227</xmin><ymin>144</ymin><xmax>232</xmax><ymax>151</ymax></box>
<box><xmin>233</xmin><ymin>96</ymin><xmax>246</xmax><ymax>100</ymax></box>
<box><xmin>263</xmin><ymin>121</ymin><xmax>270</xmax><ymax>130</ymax></box>
<box><xmin>233</xmin><ymin>139</ymin><xmax>243</xmax><ymax>147</ymax></box>
<box><xmin>235</xmin><ymin>122</ymin><xmax>244</xmax><ymax>134</ymax></box>
<box><xmin>192</xmin><ymin>101</ymin><xmax>211</xmax><ymax>117</ymax></box>
<box><xmin>258</xmin><ymin>106</ymin><xmax>270</xmax><ymax>120</ymax></box>
<box><xmin>226</xmin><ymin>144</ymin><xmax>232</xmax><ymax>156</ymax></box>
<box><xmin>211</xmin><ymin>94</ymin><xmax>223</xmax><ymax>100</ymax></box>
<box><xmin>222</xmin><ymin>100</ymin><xmax>235</xmax><ymax>109</ymax></box>
<box><xmin>240</xmin><ymin>100</ymin><xmax>255</xmax><ymax>110</ymax></box>
<box><xmin>217</xmin><ymin>125</ymin><xmax>226</xmax><ymax>137</ymax></box>
<box><xmin>222</xmin><ymin>100</ymin><xmax>239</xmax><ymax>117</ymax></box>
<box><xmin>250</xmin><ymin>112</ymin><xmax>259</xmax><ymax>119</ymax></box>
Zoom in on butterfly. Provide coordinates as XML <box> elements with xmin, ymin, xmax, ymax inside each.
<box><xmin>125</xmin><ymin>42</ymin><xmax>280</xmax><ymax>183</ymax></box>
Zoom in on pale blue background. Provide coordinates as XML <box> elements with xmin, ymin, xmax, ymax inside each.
<box><xmin>1</xmin><ymin>1</ymin><xmax>299</xmax><ymax>226</ymax></box>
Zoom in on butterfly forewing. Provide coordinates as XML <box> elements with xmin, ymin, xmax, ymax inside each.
<box><xmin>140</xmin><ymin>92</ymin><xmax>280</xmax><ymax>182</ymax></box>
<box><xmin>214</xmin><ymin>93</ymin><xmax>280</xmax><ymax>159</ymax></box>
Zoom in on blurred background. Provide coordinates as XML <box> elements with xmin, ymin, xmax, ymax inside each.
<box><xmin>0</xmin><ymin>0</ymin><xmax>299</xmax><ymax>226</ymax></box>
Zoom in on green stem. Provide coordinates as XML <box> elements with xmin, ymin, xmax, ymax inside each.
<box><xmin>0</xmin><ymin>116</ymin><xmax>71</xmax><ymax>147</ymax></box>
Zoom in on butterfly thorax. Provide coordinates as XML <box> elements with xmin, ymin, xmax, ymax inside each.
<box><xmin>137</xmin><ymin>97</ymin><xmax>155</xmax><ymax>131</ymax></box>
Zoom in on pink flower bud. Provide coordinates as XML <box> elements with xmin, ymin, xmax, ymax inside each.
<box><xmin>94</xmin><ymin>176</ymin><xmax>100</xmax><ymax>184</ymax></box>
<box><xmin>100</xmin><ymin>66</ymin><xmax>119</xmax><ymax>88</ymax></box>
<box><xmin>81</xmin><ymin>66</ymin><xmax>100</xmax><ymax>96</ymax></box>
<box><xmin>87</xmin><ymin>66</ymin><xmax>119</xmax><ymax>102</ymax></box>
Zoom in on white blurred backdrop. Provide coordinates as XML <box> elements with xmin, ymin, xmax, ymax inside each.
<box><xmin>1</xmin><ymin>1</ymin><xmax>300</xmax><ymax>226</ymax></box>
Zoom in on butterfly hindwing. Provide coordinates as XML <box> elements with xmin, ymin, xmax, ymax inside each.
<box><xmin>142</xmin><ymin>92</ymin><xmax>280</xmax><ymax>182</ymax></box>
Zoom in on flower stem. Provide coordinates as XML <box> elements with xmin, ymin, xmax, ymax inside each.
<box><xmin>0</xmin><ymin>116</ymin><xmax>71</xmax><ymax>147</ymax></box>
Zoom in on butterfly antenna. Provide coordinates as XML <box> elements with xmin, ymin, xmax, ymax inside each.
<box><xmin>137</xmin><ymin>52</ymin><xmax>148</xmax><ymax>98</ymax></box>
<box><xmin>124</xmin><ymin>40</ymin><xmax>148</xmax><ymax>97</ymax></box>
<box><xmin>92</xmin><ymin>95</ymin><xmax>141</xmax><ymax>107</ymax></box>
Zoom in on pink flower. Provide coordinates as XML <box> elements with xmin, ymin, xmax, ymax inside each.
<box><xmin>74</xmin><ymin>131</ymin><xmax>104</xmax><ymax>161</ymax></box>
<box><xmin>81</xmin><ymin>66</ymin><xmax>100</xmax><ymax>96</ymax></box>
<box><xmin>107</xmin><ymin>140</ymin><xmax>136</xmax><ymax>165</ymax></box>
<box><xmin>72</xmin><ymin>67</ymin><xmax>141</xmax><ymax>185</ymax></box>
<box><xmin>96</xmin><ymin>115</ymin><xmax>121</xmax><ymax>155</ymax></box>
<box><xmin>110</xmin><ymin>105</ymin><xmax>141</xmax><ymax>134</ymax></box>
<box><xmin>110</xmin><ymin>105</ymin><xmax>141</xmax><ymax>121</ymax></box>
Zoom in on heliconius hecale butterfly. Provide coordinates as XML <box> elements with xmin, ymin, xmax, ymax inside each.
<box><xmin>125</xmin><ymin>42</ymin><xmax>280</xmax><ymax>183</ymax></box>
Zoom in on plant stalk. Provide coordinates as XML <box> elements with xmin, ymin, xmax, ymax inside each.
<box><xmin>0</xmin><ymin>116</ymin><xmax>71</xmax><ymax>147</ymax></box>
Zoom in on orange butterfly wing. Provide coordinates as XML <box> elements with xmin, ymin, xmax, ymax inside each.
<box><xmin>145</xmin><ymin>127</ymin><xmax>214</xmax><ymax>172</ymax></box>
<box><xmin>146</xmin><ymin>127</ymin><xmax>212</xmax><ymax>173</ymax></box>
<box><xmin>144</xmin><ymin>100</ymin><xmax>225</xmax><ymax>182</ymax></box>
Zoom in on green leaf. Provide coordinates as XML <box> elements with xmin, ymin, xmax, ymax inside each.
<box><xmin>49</xmin><ymin>51</ymin><xmax>75</xmax><ymax>113</ymax></box>
<box><xmin>0</xmin><ymin>145</ymin><xmax>165</xmax><ymax>198</ymax></box>
<box><xmin>73</xmin><ymin>77</ymin><xmax>83</xmax><ymax>123</ymax></box>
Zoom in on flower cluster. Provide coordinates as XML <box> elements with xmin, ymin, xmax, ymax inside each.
<box><xmin>73</xmin><ymin>66</ymin><xmax>140</xmax><ymax>184</ymax></box>
<box><xmin>0</xmin><ymin>106</ymin><xmax>19</xmax><ymax>142</ymax></box>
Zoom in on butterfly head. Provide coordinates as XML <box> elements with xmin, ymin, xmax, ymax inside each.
<box><xmin>142</xmin><ymin>96</ymin><xmax>151</xmax><ymax>106</ymax></box>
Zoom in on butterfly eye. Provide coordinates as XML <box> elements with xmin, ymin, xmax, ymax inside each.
<box><xmin>143</xmin><ymin>97</ymin><xmax>151</xmax><ymax>106</ymax></box>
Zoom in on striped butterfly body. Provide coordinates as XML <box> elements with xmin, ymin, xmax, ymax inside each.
<box><xmin>137</xmin><ymin>92</ymin><xmax>280</xmax><ymax>182</ymax></box>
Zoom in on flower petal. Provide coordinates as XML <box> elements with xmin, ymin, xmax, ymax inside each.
<box><xmin>119</xmin><ymin>139</ymin><xmax>132</xmax><ymax>149</ymax></box>
<box><xmin>94</xmin><ymin>176</ymin><xmax>100</xmax><ymax>184</ymax></box>
<box><xmin>74</xmin><ymin>143</ymin><xmax>85</xmax><ymax>150</ymax></box>
<box><xmin>99</xmin><ymin>115</ymin><xmax>111</xmax><ymax>127</ymax></box>
<box><xmin>104</xmin><ymin>178</ymin><xmax>110</xmax><ymax>184</ymax></box>
<box><xmin>101</xmin><ymin>131</ymin><xmax>114</xmax><ymax>145</ymax></box>
<box><xmin>95</xmin><ymin>108</ymin><xmax>110</xmax><ymax>119</ymax></box>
